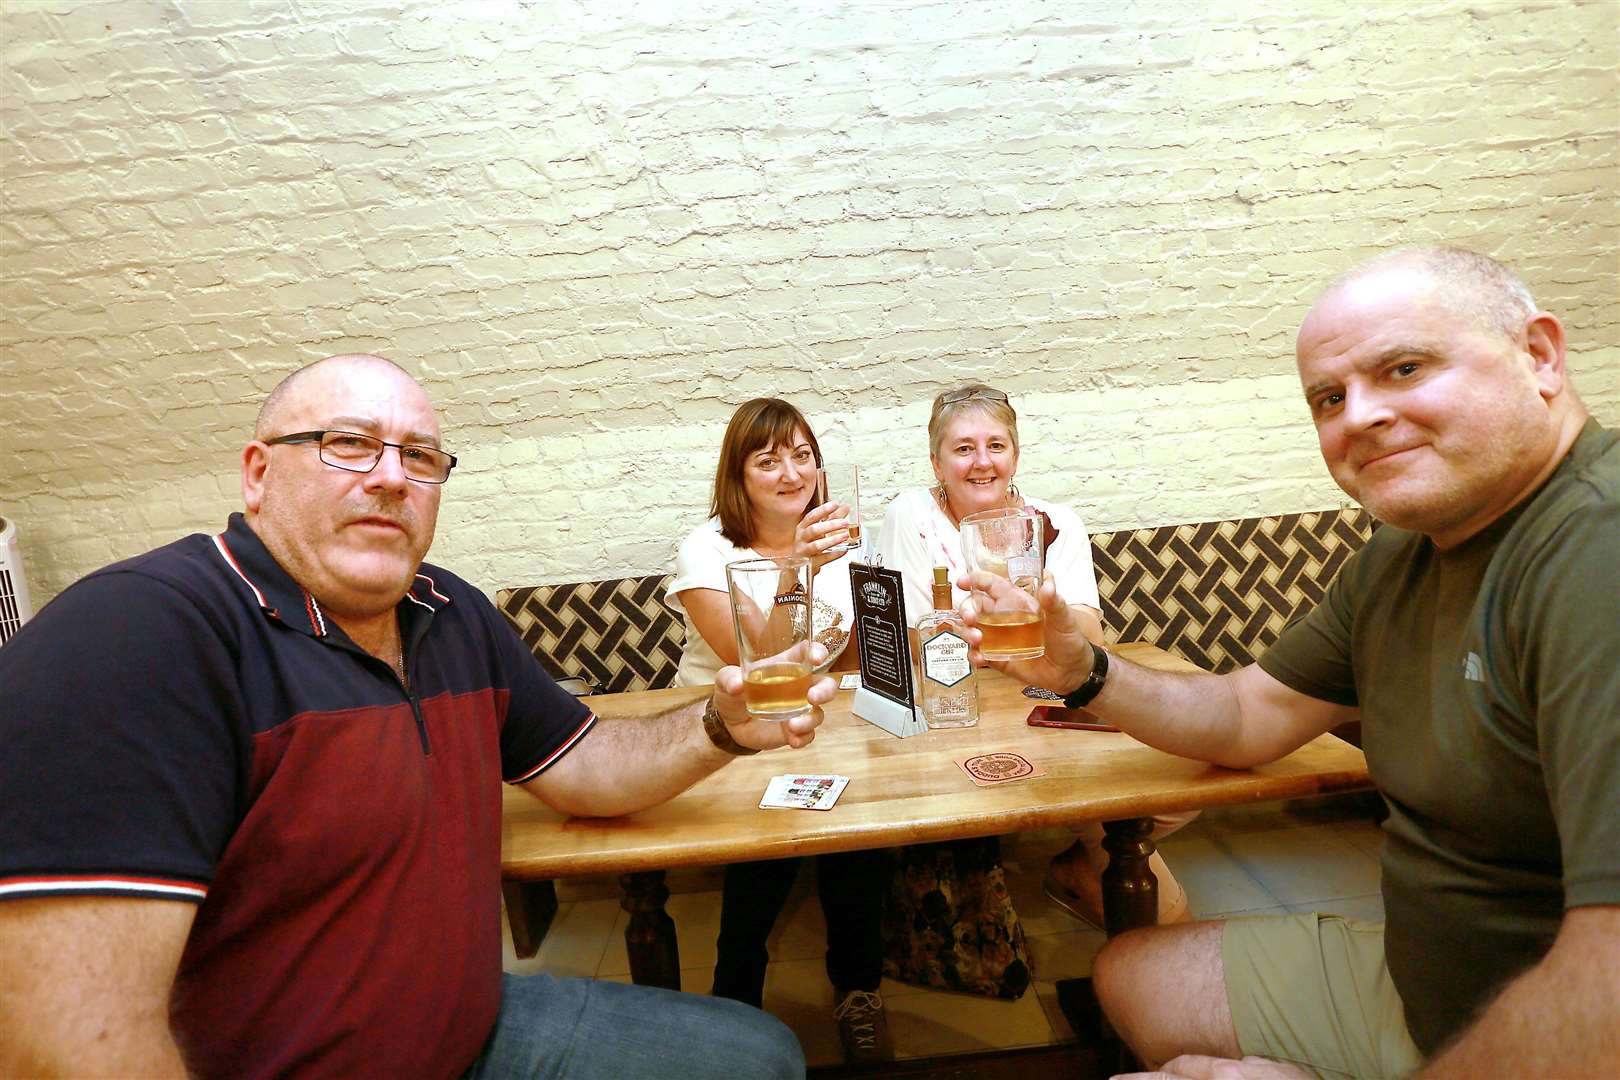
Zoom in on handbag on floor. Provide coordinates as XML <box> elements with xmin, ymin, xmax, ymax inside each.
<box><xmin>881</xmin><ymin>837</ymin><xmax>1032</xmax><ymax>999</ymax></box>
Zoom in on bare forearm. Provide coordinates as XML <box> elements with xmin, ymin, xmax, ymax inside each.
<box><xmin>535</xmin><ymin>698</ymin><xmax>728</xmax><ymax>817</ymax></box>
<box><xmin>1086</xmin><ymin>658</ymin><xmax>1253</xmax><ymax>766</ymax></box>
<box><xmin>1416</xmin><ymin>908</ymin><xmax>1620</xmax><ymax>1078</ymax></box>
<box><xmin>1085</xmin><ymin>658</ymin><xmax>1343</xmax><ymax>768</ymax></box>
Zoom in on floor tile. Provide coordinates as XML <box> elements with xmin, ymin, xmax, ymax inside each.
<box><xmin>501</xmin><ymin>897</ymin><xmax>618</xmax><ymax>978</ymax></box>
<box><xmin>598</xmin><ymin>889</ymin><xmax>725</xmax><ymax>977</ymax></box>
<box><xmin>1155</xmin><ymin>830</ymin><xmax>1278</xmax><ymax>917</ymax></box>
<box><xmin>1337</xmin><ymin>818</ymin><xmax>1387</xmax><ymax>862</ymax></box>
<box><xmin>762</xmin><ymin>957</ymin><xmax>845</xmax><ymax>1068</ymax></box>
<box><xmin>768</xmin><ymin>881</ymin><xmax>830</xmax><ymax>964</ymax></box>
<box><xmin>877</xmin><ymin>973</ymin><xmax>931</xmax><ymax>1000</ymax></box>
<box><xmin>885</xmin><ymin>982</ymin><xmax>1058</xmax><ymax>1058</ymax></box>
<box><xmin>1215</xmin><ymin>825</ymin><xmax>1382</xmax><ymax>905</ymax></box>
<box><xmin>595</xmin><ymin>964</ymin><xmax>716</xmax><ymax>994</ymax></box>
<box><xmin>1033</xmin><ymin>979</ymin><xmax>1077</xmax><ymax>1042</ymax></box>
<box><xmin>1026</xmin><ymin>927</ymin><xmax>1108</xmax><ymax>982</ymax></box>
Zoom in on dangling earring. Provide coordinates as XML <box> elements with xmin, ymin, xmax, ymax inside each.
<box><xmin>1007</xmin><ymin>482</ymin><xmax>1020</xmax><ymax>506</ymax></box>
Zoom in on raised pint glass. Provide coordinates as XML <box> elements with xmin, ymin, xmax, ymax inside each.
<box><xmin>959</xmin><ymin>507</ymin><xmax>1045</xmax><ymax>661</ymax></box>
<box><xmin>725</xmin><ymin>555</ymin><xmax>817</xmax><ymax>721</ymax></box>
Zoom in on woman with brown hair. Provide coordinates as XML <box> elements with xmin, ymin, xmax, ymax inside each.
<box><xmin>667</xmin><ymin>398</ymin><xmax>892</xmax><ymax>1064</ymax></box>
<box><xmin>877</xmin><ymin>383</ymin><xmax>1192</xmax><ymax>929</ymax></box>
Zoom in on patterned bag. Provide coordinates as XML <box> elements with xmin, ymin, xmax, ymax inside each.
<box><xmin>881</xmin><ymin>837</ymin><xmax>1032</xmax><ymax>999</ymax></box>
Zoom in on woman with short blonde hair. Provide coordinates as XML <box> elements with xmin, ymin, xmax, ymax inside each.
<box><xmin>878</xmin><ymin>383</ymin><xmax>1192</xmax><ymax>930</ymax></box>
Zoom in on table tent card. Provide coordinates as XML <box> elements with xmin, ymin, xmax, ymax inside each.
<box><xmin>848</xmin><ymin>562</ymin><xmax>927</xmax><ymax>737</ymax></box>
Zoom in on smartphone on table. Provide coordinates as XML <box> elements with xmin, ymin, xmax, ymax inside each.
<box><xmin>1021</xmin><ymin>685</ymin><xmax>1120</xmax><ymax>731</ymax></box>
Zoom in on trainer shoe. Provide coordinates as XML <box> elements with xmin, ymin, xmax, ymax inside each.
<box><xmin>833</xmin><ymin>988</ymin><xmax>893</xmax><ymax>1063</ymax></box>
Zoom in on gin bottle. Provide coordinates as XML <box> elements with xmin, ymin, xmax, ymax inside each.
<box><xmin>916</xmin><ymin>566</ymin><xmax>978</xmax><ymax>729</ymax></box>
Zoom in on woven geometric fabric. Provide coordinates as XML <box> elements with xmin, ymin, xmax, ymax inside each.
<box><xmin>1090</xmin><ymin>507</ymin><xmax>1375</xmax><ymax>673</ymax></box>
<box><xmin>497</xmin><ymin>575</ymin><xmax>684</xmax><ymax>694</ymax></box>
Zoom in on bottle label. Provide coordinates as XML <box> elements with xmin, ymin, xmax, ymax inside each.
<box><xmin>922</xmin><ymin>630</ymin><xmax>971</xmax><ymax>688</ymax></box>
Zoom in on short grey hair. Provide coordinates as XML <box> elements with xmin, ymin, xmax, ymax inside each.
<box><xmin>1329</xmin><ymin>246</ymin><xmax>1538</xmax><ymax>339</ymax></box>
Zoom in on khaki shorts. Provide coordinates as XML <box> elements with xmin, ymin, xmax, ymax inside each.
<box><xmin>1222</xmin><ymin>913</ymin><xmax>1423</xmax><ymax>1080</ymax></box>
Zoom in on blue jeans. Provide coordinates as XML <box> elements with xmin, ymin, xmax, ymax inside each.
<box><xmin>460</xmin><ymin>973</ymin><xmax>804</xmax><ymax>1080</ymax></box>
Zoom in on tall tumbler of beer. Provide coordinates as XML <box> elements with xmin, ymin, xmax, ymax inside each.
<box><xmin>959</xmin><ymin>507</ymin><xmax>1045</xmax><ymax>661</ymax></box>
<box><xmin>725</xmin><ymin>555</ymin><xmax>817</xmax><ymax>721</ymax></box>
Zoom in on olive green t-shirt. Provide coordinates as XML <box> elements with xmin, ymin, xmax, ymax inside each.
<box><xmin>1257</xmin><ymin>419</ymin><xmax>1620</xmax><ymax>1056</ymax></box>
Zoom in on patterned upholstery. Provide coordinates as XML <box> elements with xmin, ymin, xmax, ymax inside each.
<box><xmin>1093</xmin><ymin>508</ymin><xmax>1375</xmax><ymax>673</ymax></box>
<box><xmin>497</xmin><ymin>577</ymin><xmax>683</xmax><ymax>693</ymax></box>
<box><xmin>495</xmin><ymin>507</ymin><xmax>1375</xmax><ymax>691</ymax></box>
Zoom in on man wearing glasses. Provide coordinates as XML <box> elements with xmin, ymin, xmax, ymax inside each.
<box><xmin>0</xmin><ymin>354</ymin><xmax>824</xmax><ymax>1079</ymax></box>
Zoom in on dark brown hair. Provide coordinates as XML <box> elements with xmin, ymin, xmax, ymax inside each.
<box><xmin>711</xmin><ymin>398</ymin><xmax>823</xmax><ymax>547</ymax></box>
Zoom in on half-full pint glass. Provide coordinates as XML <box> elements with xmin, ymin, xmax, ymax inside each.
<box><xmin>960</xmin><ymin>507</ymin><xmax>1045</xmax><ymax>661</ymax></box>
<box><xmin>725</xmin><ymin>555</ymin><xmax>817</xmax><ymax>721</ymax></box>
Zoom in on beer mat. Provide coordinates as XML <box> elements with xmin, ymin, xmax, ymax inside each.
<box><xmin>760</xmin><ymin>774</ymin><xmax>850</xmax><ymax>810</ymax></box>
<box><xmin>839</xmin><ymin>673</ymin><xmax>861</xmax><ymax>691</ymax></box>
<box><xmin>955</xmin><ymin>752</ymin><xmax>1046</xmax><ymax>787</ymax></box>
<box><xmin>1022</xmin><ymin>686</ymin><xmax>1064</xmax><ymax>701</ymax></box>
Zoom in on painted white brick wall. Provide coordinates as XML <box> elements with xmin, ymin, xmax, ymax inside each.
<box><xmin>2</xmin><ymin>0</ymin><xmax>1616</xmax><ymax>604</ymax></box>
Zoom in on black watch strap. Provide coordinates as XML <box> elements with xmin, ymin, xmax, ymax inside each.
<box><xmin>1062</xmin><ymin>643</ymin><xmax>1110</xmax><ymax>709</ymax></box>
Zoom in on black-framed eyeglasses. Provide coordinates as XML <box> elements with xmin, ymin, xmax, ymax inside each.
<box><xmin>938</xmin><ymin>387</ymin><xmax>1010</xmax><ymax>407</ymax></box>
<box><xmin>264</xmin><ymin>430</ymin><xmax>457</xmax><ymax>484</ymax></box>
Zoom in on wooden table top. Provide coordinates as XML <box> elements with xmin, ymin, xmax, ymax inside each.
<box><xmin>501</xmin><ymin>643</ymin><xmax>1371</xmax><ymax>880</ymax></box>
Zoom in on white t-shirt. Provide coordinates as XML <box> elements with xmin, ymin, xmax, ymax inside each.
<box><xmin>666</xmin><ymin>517</ymin><xmax>856</xmax><ymax>688</ymax></box>
<box><xmin>875</xmin><ymin>487</ymin><xmax>1101</xmax><ymax>627</ymax></box>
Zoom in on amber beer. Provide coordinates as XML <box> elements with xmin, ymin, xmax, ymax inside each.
<box><xmin>845</xmin><ymin>523</ymin><xmax>862</xmax><ymax>546</ymax></box>
<box><xmin>743</xmin><ymin>661</ymin><xmax>815</xmax><ymax>717</ymax></box>
<box><xmin>727</xmin><ymin>554</ymin><xmax>817</xmax><ymax>721</ymax></box>
<box><xmin>976</xmin><ymin>610</ymin><xmax>1044</xmax><ymax>660</ymax></box>
<box><xmin>961</xmin><ymin>506</ymin><xmax>1047</xmax><ymax>661</ymax></box>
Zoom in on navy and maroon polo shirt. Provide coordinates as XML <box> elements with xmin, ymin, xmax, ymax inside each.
<box><xmin>0</xmin><ymin>512</ymin><xmax>595</xmax><ymax>1078</ymax></box>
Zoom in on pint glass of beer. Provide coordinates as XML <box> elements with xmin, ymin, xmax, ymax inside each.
<box><xmin>959</xmin><ymin>507</ymin><xmax>1045</xmax><ymax>661</ymax></box>
<box><xmin>725</xmin><ymin>555</ymin><xmax>817</xmax><ymax>721</ymax></box>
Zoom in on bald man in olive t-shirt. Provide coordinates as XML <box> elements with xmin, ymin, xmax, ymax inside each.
<box><xmin>964</xmin><ymin>247</ymin><xmax>1620</xmax><ymax>1080</ymax></box>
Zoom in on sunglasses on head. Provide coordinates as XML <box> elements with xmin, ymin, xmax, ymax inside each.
<box><xmin>938</xmin><ymin>387</ymin><xmax>1010</xmax><ymax>407</ymax></box>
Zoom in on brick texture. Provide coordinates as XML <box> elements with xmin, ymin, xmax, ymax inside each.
<box><xmin>1</xmin><ymin>1</ymin><xmax>1616</xmax><ymax>605</ymax></box>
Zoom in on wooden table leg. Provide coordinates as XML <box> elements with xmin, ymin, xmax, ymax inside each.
<box><xmin>620</xmin><ymin>869</ymin><xmax>681</xmax><ymax>990</ymax></box>
<box><xmin>502</xmin><ymin>879</ymin><xmax>558</xmax><ymax>960</ymax></box>
<box><xmin>1101</xmin><ymin>816</ymin><xmax>1160</xmax><ymax>936</ymax></box>
<box><xmin>1056</xmin><ymin>816</ymin><xmax>1160</xmax><ymax>1075</ymax></box>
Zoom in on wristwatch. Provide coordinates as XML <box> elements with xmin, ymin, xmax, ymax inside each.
<box><xmin>1062</xmin><ymin>642</ymin><xmax>1110</xmax><ymax>709</ymax></box>
<box><xmin>703</xmin><ymin>696</ymin><xmax>760</xmax><ymax>756</ymax></box>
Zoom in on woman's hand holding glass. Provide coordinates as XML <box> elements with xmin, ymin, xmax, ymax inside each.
<box><xmin>794</xmin><ymin>498</ymin><xmax>854</xmax><ymax>570</ymax></box>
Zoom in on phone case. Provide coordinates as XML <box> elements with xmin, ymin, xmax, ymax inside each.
<box><xmin>1025</xmin><ymin>705</ymin><xmax>1120</xmax><ymax>732</ymax></box>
